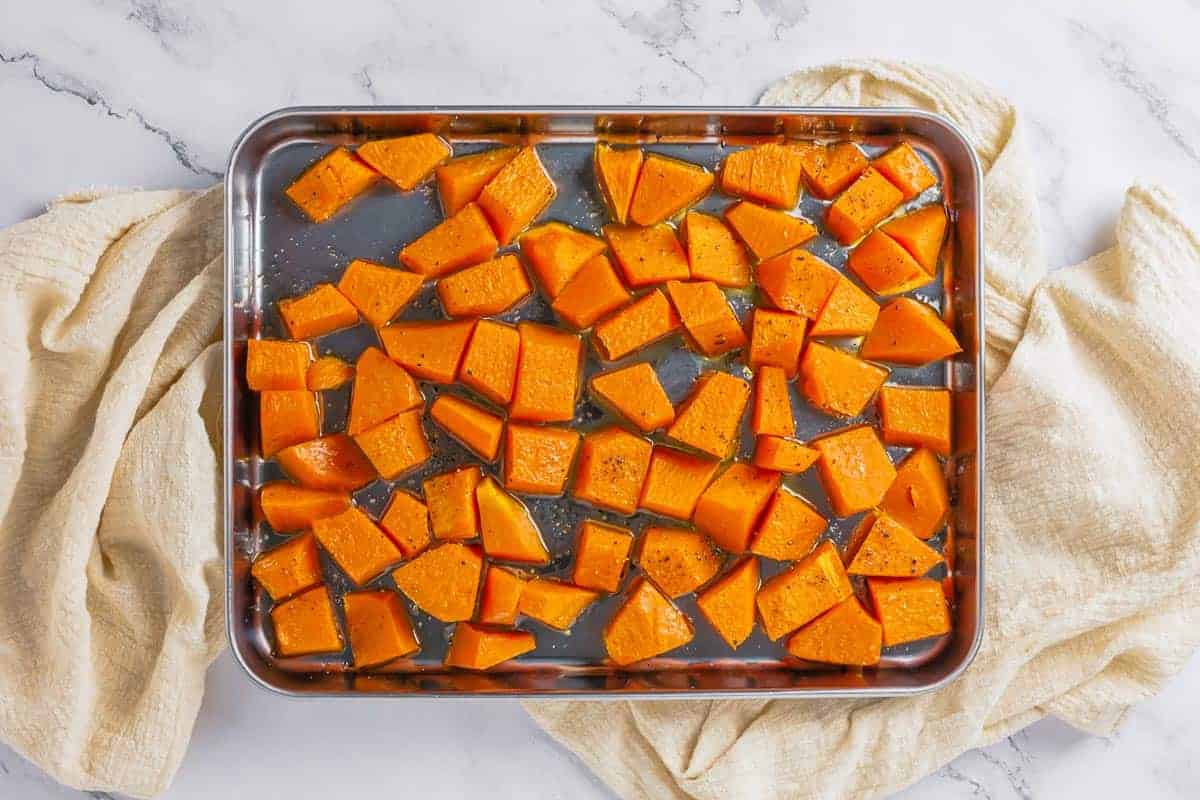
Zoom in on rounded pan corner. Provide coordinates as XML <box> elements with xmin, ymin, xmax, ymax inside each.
<box><xmin>224</xmin><ymin>614</ymin><xmax>310</xmax><ymax>700</ymax></box>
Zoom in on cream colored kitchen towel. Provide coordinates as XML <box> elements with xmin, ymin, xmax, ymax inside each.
<box><xmin>527</xmin><ymin>61</ymin><xmax>1200</xmax><ymax>799</ymax></box>
<box><xmin>0</xmin><ymin>185</ymin><xmax>225</xmax><ymax>798</ymax></box>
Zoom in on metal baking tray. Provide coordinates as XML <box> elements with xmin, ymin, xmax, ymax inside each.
<box><xmin>224</xmin><ymin>107</ymin><xmax>984</xmax><ymax>698</ymax></box>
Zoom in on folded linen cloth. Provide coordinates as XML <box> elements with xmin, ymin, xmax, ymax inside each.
<box><xmin>526</xmin><ymin>61</ymin><xmax>1200</xmax><ymax>800</ymax></box>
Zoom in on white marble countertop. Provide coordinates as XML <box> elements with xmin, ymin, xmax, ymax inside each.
<box><xmin>3</xmin><ymin>1</ymin><xmax>1199</xmax><ymax>798</ymax></box>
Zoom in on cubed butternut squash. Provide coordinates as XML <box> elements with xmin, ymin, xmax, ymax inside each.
<box><xmin>259</xmin><ymin>482</ymin><xmax>351</xmax><ymax>533</ymax></box>
<box><xmin>881</xmin><ymin>204</ymin><xmax>947</xmax><ymax>274</ymax></box>
<box><xmin>399</xmin><ymin>202</ymin><xmax>499</xmax><ymax>278</ymax></box>
<box><xmin>270</xmin><ymin>586</ymin><xmax>343</xmax><ymax>656</ymax></box>
<box><xmin>683</xmin><ymin>211</ymin><xmax>752</xmax><ymax>288</ymax></box>
<box><xmin>750</xmin><ymin>487</ymin><xmax>826</xmax><ymax>561</ymax></box>
<box><xmin>509</xmin><ymin>322</ymin><xmax>582</xmax><ymax>423</ymax></box>
<box><xmin>638</xmin><ymin>525</ymin><xmax>722</xmax><ymax>598</ymax></box>
<box><xmin>880</xmin><ymin>448</ymin><xmax>949</xmax><ymax>539</ymax></box>
<box><xmin>752</xmin><ymin>365</ymin><xmax>794</xmax><ymax>437</ymax></box>
<box><xmin>747</xmin><ymin>308</ymin><xmax>806</xmax><ymax>377</ymax></box>
<box><xmin>551</xmin><ymin>253</ymin><xmax>632</xmax><ymax>329</ymax></box>
<box><xmin>751</xmin><ymin>435</ymin><xmax>819</xmax><ymax>474</ymax></box>
<box><xmin>868</xmin><ymin>577</ymin><xmax>951</xmax><ymax>646</ymax></box>
<box><xmin>877</xmin><ymin>385</ymin><xmax>952</xmax><ymax>455</ymax></box>
<box><xmin>277</xmin><ymin>284</ymin><xmax>359</xmax><ymax>340</ymax></box>
<box><xmin>592</xmin><ymin>289</ymin><xmax>681</xmax><ymax>361</ymax></box>
<box><xmin>476</xmin><ymin>476</ymin><xmax>551</xmax><ymax>564</ymax></box>
<box><xmin>810</xmin><ymin>276</ymin><xmax>880</xmax><ymax>338</ymax></box>
<box><xmin>785</xmin><ymin>596</ymin><xmax>882</xmax><ymax>666</ymax></box>
<box><xmin>392</xmin><ymin>542</ymin><xmax>484</xmax><ymax>622</ymax></box>
<box><xmin>445</xmin><ymin>622</ymin><xmax>535</xmax><ymax>670</ymax></box>
<box><xmin>695</xmin><ymin>556</ymin><xmax>760</xmax><ymax>650</ymax></box>
<box><xmin>284</xmin><ymin>147</ymin><xmax>378</xmax><ymax>223</ymax></box>
<box><xmin>595</xmin><ymin>143</ymin><xmax>644</xmax><ymax>224</ymax></box>
<box><xmin>603</xmin><ymin>578</ymin><xmax>694</xmax><ymax>666</ymax></box>
<box><xmin>502</xmin><ymin>423</ymin><xmax>580</xmax><ymax>495</ymax></box>
<box><xmin>356</xmin><ymin>133</ymin><xmax>450</xmax><ymax>191</ymax></box>
<box><xmin>692</xmin><ymin>462</ymin><xmax>781</xmax><ymax>553</ymax></box>
<box><xmin>437</xmin><ymin>146</ymin><xmax>520</xmax><ymax>215</ymax></box>
<box><xmin>260</xmin><ymin>390</ymin><xmax>320</xmax><ymax>458</ymax></box>
<box><xmin>519</xmin><ymin>222</ymin><xmax>607</xmax><ymax>299</ymax></box>
<box><xmin>872</xmin><ymin>142</ymin><xmax>937</xmax><ymax>200</ymax></box>
<box><xmin>379</xmin><ymin>489</ymin><xmax>433</xmax><ymax>558</ymax></box>
<box><xmin>311</xmin><ymin>506</ymin><xmax>402</xmax><ymax>585</ymax></box>
<box><xmin>755</xmin><ymin>540</ymin><xmax>853</xmax><ymax>640</ymax></box>
<box><xmin>246</xmin><ymin>339</ymin><xmax>311</xmax><ymax>391</ymax></box>
<box><xmin>846</xmin><ymin>512</ymin><xmax>943</xmax><ymax>577</ymax></box>
<box><xmin>423</xmin><ymin>466</ymin><xmax>481</xmax><ymax>541</ymax></box>
<box><xmin>588</xmin><ymin>362</ymin><xmax>675</xmax><ymax>433</ymax></box>
<box><xmin>572</xmin><ymin>520</ymin><xmax>634</xmax><ymax>593</ymax></box>
<box><xmin>756</xmin><ymin>248</ymin><xmax>840</xmax><ymax>319</ymax></box>
<box><xmin>306</xmin><ymin>355</ymin><xmax>354</xmax><ymax>391</ymax></box>
<box><xmin>573</xmin><ymin>426</ymin><xmax>654</xmax><ymax>516</ymax></box>
<box><xmin>379</xmin><ymin>319</ymin><xmax>476</xmax><ymax>383</ymax></box>
<box><xmin>276</xmin><ymin>434</ymin><xmax>377</xmax><ymax>491</ymax></box>
<box><xmin>250</xmin><ymin>533</ymin><xmax>323</xmax><ymax>601</ymax></box>
<box><xmin>720</xmin><ymin>143</ymin><xmax>806</xmax><ymax>208</ymax></box>
<box><xmin>478</xmin><ymin>565</ymin><xmax>527</xmax><ymax>626</ymax></box>
<box><xmin>859</xmin><ymin>298</ymin><xmax>962</xmax><ymax>365</ymax></box>
<box><xmin>799</xmin><ymin>342</ymin><xmax>889</xmax><ymax>418</ymax></box>
<box><xmin>665</xmin><ymin>370</ymin><xmax>750</xmax><ymax>459</ymax></box>
<box><xmin>429</xmin><ymin>394</ymin><xmax>504</xmax><ymax>462</ymax></box>
<box><xmin>724</xmin><ymin>201</ymin><xmax>817</xmax><ymax>261</ymax></box>
<box><xmin>638</xmin><ymin>446</ymin><xmax>721</xmax><ymax>520</ymax></box>
<box><xmin>664</xmin><ymin>280</ymin><xmax>747</xmax><ymax>356</ymax></box>
<box><xmin>825</xmin><ymin>167</ymin><xmax>904</xmax><ymax>245</ymax></box>
<box><xmin>352</xmin><ymin>410</ymin><xmax>431</xmax><ymax>480</ymax></box>
<box><xmin>343</xmin><ymin>590</ymin><xmax>420</xmax><ymax>668</ymax></box>
<box><xmin>477</xmin><ymin>146</ymin><xmax>557</xmax><ymax>245</ymax></box>
<box><xmin>604</xmin><ymin>223</ymin><xmax>691</xmax><ymax>287</ymax></box>
<box><xmin>436</xmin><ymin>253</ymin><xmax>532</xmax><ymax>317</ymax></box>
<box><xmin>518</xmin><ymin>579</ymin><xmax>599</xmax><ymax>630</ymax></box>
<box><xmin>847</xmin><ymin>230</ymin><xmax>930</xmax><ymax>295</ymax></box>
<box><xmin>799</xmin><ymin>142</ymin><xmax>868</xmax><ymax>199</ymax></box>
<box><xmin>629</xmin><ymin>153</ymin><xmax>714</xmax><ymax>225</ymax></box>
<box><xmin>812</xmin><ymin>425</ymin><xmax>896</xmax><ymax>517</ymax></box>
<box><xmin>347</xmin><ymin>346</ymin><xmax>423</xmax><ymax>435</ymax></box>
<box><xmin>458</xmin><ymin>320</ymin><xmax>520</xmax><ymax>405</ymax></box>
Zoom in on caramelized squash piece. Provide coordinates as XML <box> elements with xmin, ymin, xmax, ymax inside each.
<box><xmin>589</xmin><ymin>362</ymin><xmax>675</xmax><ymax>433</ymax></box>
<box><xmin>271</xmin><ymin>586</ymin><xmax>343</xmax><ymax>656</ymax></box>
<box><xmin>695</xmin><ymin>556</ymin><xmax>759</xmax><ymax>649</ymax></box>
<box><xmin>592</xmin><ymin>289</ymin><xmax>681</xmax><ymax>361</ymax></box>
<box><xmin>343</xmin><ymin>590</ymin><xmax>420</xmax><ymax>668</ymax></box>
<box><xmin>799</xmin><ymin>142</ymin><xmax>868</xmax><ymax>199</ymax></box>
<box><xmin>423</xmin><ymin>466</ymin><xmax>482</xmax><ymax>541</ymax></box>
<box><xmin>638</xmin><ymin>446</ymin><xmax>721</xmax><ymax>520</ymax></box>
<box><xmin>477</xmin><ymin>146</ymin><xmax>557</xmax><ymax>245</ymax></box>
<box><xmin>868</xmin><ymin>577</ymin><xmax>951</xmax><ymax>646</ymax></box>
<box><xmin>799</xmin><ymin>342</ymin><xmax>889</xmax><ymax>418</ymax></box>
<box><xmin>573</xmin><ymin>426</ymin><xmax>654</xmax><ymax>516</ymax></box>
<box><xmin>628</xmin><ymin>153</ymin><xmax>714</xmax><ymax>225</ymax></box>
<box><xmin>755</xmin><ymin>540</ymin><xmax>853</xmax><ymax>640</ymax></box>
<box><xmin>692</xmin><ymin>462</ymin><xmax>780</xmax><ymax>553</ymax></box>
<box><xmin>880</xmin><ymin>448</ymin><xmax>949</xmax><ymax>539</ymax></box>
<box><xmin>603</xmin><ymin>578</ymin><xmax>694</xmax><ymax>666</ymax></box>
<box><xmin>306</xmin><ymin>355</ymin><xmax>354</xmax><ymax>391</ymax></box>
<box><xmin>445</xmin><ymin>622</ymin><xmax>535</xmax><ymax>670</ymax></box>
<box><xmin>519</xmin><ymin>579</ymin><xmax>599</xmax><ymax>630</ymax></box>
<box><xmin>278</xmin><ymin>284</ymin><xmax>359</xmax><ymax>340</ymax></box>
<box><xmin>430</xmin><ymin>394</ymin><xmax>504</xmax><ymax>462</ymax></box>
<box><xmin>476</xmin><ymin>476</ymin><xmax>551</xmax><ymax>564</ymax></box>
<box><xmin>752</xmin><ymin>435</ymin><xmax>819</xmax><ymax>474</ymax></box>
<box><xmin>520</xmin><ymin>222</ymin><xmax>607</xmax><ymax>299</ymax></box>
<box><xmin>260</xmin><ymin>390</ymin><xmax>320</xmax><ymax>458</ymax></box>
<box><xmin>352</xmin><ymin>409</ymin><xmax>431</xmax><ymax>480</ymax></box>
<box><xmin>347</xmin><ymin>346</ymin><xmax>423</xmax><ymax>435</ymax></box>
<box><xmin>860</xmin><ymin>298</ymin><xmax>963</xmax><ymax>366</ymax></box>
<box><xmin>458</xmin><ymin>320</ymin><xmax>520</xmax><ymax>405</ymax></box>
<box><xmin>478</xmin><ymin>565</ymin><xmax>527</xmax><ymax>626</ymax></box>
<box><xmin>846</xmin><ymin>512</ymin><xmax>942</xmax><ymax>577</ymax></box>
<box><xmin>284</xmin><ymin>147</ymin><xmax>378</xmax><ymax>223</ymax></box>
<box><xmin>311</xmin><ymin>506</ymin><xmax>402</xmax><ymax>585</ymax></box>
<box><xmin>509</xmin><ymin>322</ymin><xmax>582</xmax><ymax>423</ymax></box>
<box><xmin>812</xmin><ymin>425</ymin><xmax>896</xmax><ymax>517</ymax></box>
<box><xmin>756</xmin><ymin>248</ymin><xmax>840</xmax><ymax>319</ymax></box>
<box><xmin>664</xmin><ymin>280</ymin><xmax>747</xmax><ymax>356</ymax></box>
<box><xmin>751</xmin><ymin>365</ymin><xmax>794</xmax><ymax>437</ymax></box>
<box><xmin>573</xmin><ymin>520</ymin><xmax>634</xmax><ymax>593</ymax></box>
<box><xmin>436</xmin><ymin>253</ymin><xmax>532</xmax><ymax>317</ymax></box>
<box><xmin>724</xmin><ymin>201</ymin><xmax>817</xmax><ymax>261</ymax></box>
<box><xmin>502</xmin><ymin>423</ymin><xmax>580</xmax><ymax>495</ymax></box>
<box><xmin>747</xmin><ymin>308</ymin><xmax>806</xmax><ymax>377</ymax></box>
<box><xmin>873</xmin><ymin>142</ymin><xmax>937</xmax><ymax>200</ymax></box>
<box><xmin>720</xmin><ymin>143</ymin><xmax>806</xmax><ymax>208</ymax></box>
<box><xmin>750</xmin><ymin>488</ymin><xmax>826</xmax><ymax>561</ymax></box>
<box><xmin>847</xmin><ymin>230</ymin><xmax>930</xmax><ymax>295</ymax></box>
<box><xmin>399</xmin><ymin>203</ymin><xmax>499</xmax><ymax>278</ymax></box>
<box><xmin>595</xmin><ymin>143</ymin><xmax>644</xmax><ymax>224</ymax></box>
<box><xmin>357</xmin><ymin>133</ymin><xmax>450</xmax><ymax>191</ymax></box>
<box><xmin>259</xmin><ymin>482</ymin><xmax>350</xmax><ymax>533</ymax></box>
<box><xmin>393</xmin><ymin>542</ymin><xmax>484</xmax><ymax>622</ymax></box>
<box><xmin>379</xmin><ymin>489</ymin><xmax>433</xmax><ymax>558</ymax></box>
<box><xmin>437</xmin><ymin>146</ymin><xmax>520</xmax><ymax>215</ymax></box>
<box><xmin>786</xmin><ymin>596</ymin><xmax>882</xmax><ymax>666</ymax></box>
<box><xmin>810</xmin><ymin>276</ymin><xmax>880</xmax><ymax>338</ymax></box>
<box><xmin>638</xmin><ymin>526</ymin><xmax>722</xmax><ymax>598</ymax></box>
<box><xmin>666</xmin><ymin>371</ymin><xmax>750</xmax><ymax>459</ymax></box>
<box><xmin>682</xmin><ymin>211</ymin><xmax>751</xmax><ymax>288</ymax></box>
<box><xmin>604</xmin><ymin>223</ymin><xmax>691</xmax><ymax>287</ymax></box>
<box><xmin>250</xmin><ymin>533</ymin><xmax>323</xmax><ymax>601</ymax></box>
<box><xmin>878</xmin><ymin>385</ymin><xmax>952</xmax><ymax>455</ymax></box>
<box><xmin>246</xmin><ymin>339</ymin><xmax>311</xmax><ymax>391</ymax></box>
<box><xmin>276</xmin><ymin>434</ymin><xmax>377</xmax><ymax>491</ymax></box>
<box><xmin>379</xmin><ymin>319</ymin><xmax>476</xmax><ymax>383</ymax></box>
<box><xmin>551</xmin><ymin>253</ymin><xmax>632</xmax><ymax>329</ymax></box>
<box><xmin>881</xmin><ymin>205</ymin><xmax>947</xmax><ymax>274</ymax></box>
<box><xmin>825</xmin><ymin>167</ymin><xmax>904</xmax><ymax>245</ymax></box>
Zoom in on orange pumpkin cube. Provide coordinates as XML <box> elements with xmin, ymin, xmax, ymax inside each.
<box><xmin>423</xmin><ymin>466</ymin><xmax>481</xmax><ymax>541</ymax></box>
<box><xmin>747</xmin><ymin>308</ymin><xmax>806</xmax><ymax>376</ymax></box>
<box><xmin>638</xmin><ymin>446</ymin><xmax>721</xmax><ymax>520</ymax></box>
<box><xmin>628</xmin><ymin>153</ymin><xmax>713</xmax><ymax>225</ymax></box>
<box><xmin>306</xmin><ymin>355</ymin><xmax>354</xmax><ymax>391</ymax></box>
<box><xmin>259</xmin><ymin>482</ymin><xmax>351</xmax><ymax>533</ymax></box>
<box><xmin>751</xmin><ymin>435</ymin><xmax>819</xmax><ymax>474</ymax></box>
<box><xmin>720</xmin><ymin>143</ymin><xmax>806</xmax><ymax>208</ymax></box>
<box><xmin>810</xmin><ymin>276</ymin><xmax>880</xmax><ymax>338</ymax></box>
<box><xmin>250</xmin><ymin>533</ymin><xmax>323</xmax><ymax>601</ymax></box>
<box><xmin>356</xmin><ymin>133</ymin><xmax>450</xmax><ymax>191</ymax></box>
<box><xmin>278</xmin><ymin>284</ymin><xmax>359</xmax><ymax>340</ymax></box>
<box><xmin>246</xmin><ymin>338</ymin><xmax>311</xmax><ymax>391</ymax></box>
<box><xmin>429</xmin><ymin>394</ymin><xmax>504</xmax><ymax>462</ymax></box>
<box><xmin>379</xmin><ymin>489</ymin><xmax>433</xmax><ymax>558</ymax></box>
<box><xmin>475</xmin><ymin>476</ymin><xmax>551</xmax><ymax>565</ymax></box>
<box><xmin>393</xmin><ymin>542</ymin><xmax>484</xmax><ymax>622</ymax></box>
<box><xmin>750</xmin><ymin>488</ymin><xmax>826</xmax><ymax>561</ymax></box>
<box><xmin>445</xmin><ymin>622</ymin><xmax>536</xmax><ymax>670</ymax></box>
<box><xmin>798</xmin><ymin>142</ymin><xmax>868</xmax><ymax>199</ymax></box>
<box><xmin>260</xmin><ymin>390</ymin><xmax>320</xmax><ymax>458</ymax></box>
<box><xmin>872</xmin><ymin>142</ymin><xmax>937</xmax><ymax>200</ymax></box>
<box><xmin>859</xmin><ymin>298</ymin><xmax>962</xmax><ymax>366</ymax></box>
<box><xmin>603</xmin><ymin>578</ymin><xmax>694</xmax><ymax>666</ymax></box>
<box><xmin>756</xmin><ymin>248</ymin><xmax>840</xmax><ymax>319</ymax></box>
<box><xmin>881</xmin><ymin>204</ymin><xmax>947</xmax><ymax>274</ymax></box>
<box><xmin>812</xmin><ymin>425</ymin><xmax>896</xmax><ymax>517</ymax></box>
<box><xmin>594</xmin><ymin>143</ymin><xmax>644</xmax><ymax>224</ymax></box>
<box><xmin>518</xmin><ymin>579</ymin><xmax>599</xmax><ymax>630</ymax></box>
<box><xmin>692</xmin><ymin>462</ymin><xmax>780</xmax><ymax>553</ymax></box>
<box><xmin>437</xmin><ymin>146</ymin><xmax>520</xmax><ymax>216</ymax></box>
<box><xmin>572</xmin><ymin>520</ymin><xmax>635</xmax><ymax>593</ymax></box>
<box><xmin>664</xmin><ymin>280</ymin><xmax>747</xmax><ymax>356</ymax></box>
<box><xmin>379</xmin><ymin>319</ymin><xmax>476</xmax><ymax>383</ymax></box>
<box><xmin>436</xmin><ymin>253</ymin><xmax>533</xmax><ymax>317</ymax></box>
<box><xmin>352</xmin><ymin>409</ymin><xmax>431</xmax><ymax>480</ymax></box>
<box><xmin>311</xmin><ymin>506</ymin><xmax>402</xmax><ymax>586</ymax></box>
<box><xmin>347</xmin><ymin>346</ymin><xmax>423</xmax><ymax>435</ymax></box>
<box><xmin>276</xmin><ymin>434</ymin><xmax>376</xmax><ymax>491</ymax></box>
<box><xmin>755</xmin><ymin>540</ymin><xmax>853</xmax><ymax>640</ymax></box>
<box><xmin>478</xmin><ymin>565</ymin><xmax>527</xmax><ymax>626</ymax></box>
<box><xmin>724</xmin><ymin>201</ymin><xmax>818</xmax><ymax>262</ymax></box>
<box><xmin>509</xmin><ymin>322</ymin><xmax>582</xmax><ymax>423</ymax></box>
<box><xmin>591</xmin><ymin>289</ymin><xmax>681</xmax><ymax>361</ymax></box>
<box><xmin>682</xmin><ymin>211</ymin><xmax>751</xmax><ymax>288</ymax></box>
<box><xmin>573</xmin><ymin>426</ymin><xmax>653</xmax><ymax>516</ymax></box>
<box><xmin>343</xmin><ymin>590</ymin><xmax>420</xmax><ymax>668</ymax></box>
<box><xmin>751</xmin><ymin>365</ymin><xmax>794</xmax><ymax>437</ymax></box>
<box><xmin>588</xmin><ymin>362</ymin><xmax>675</xmax><ymax>433</ymax></box>
<box><xmin>551</xmin><ymin>253</ymin><xmax>632</xmax><ymax>329</ymax></box>
<box><xmin>846</xmin><ymin>512</ymin><xmax>943</xmax><ymax>577</ymax></box>
<box><xmin>270</xmin><ymin>586</ymin><xmax>343</xmax><ymax>656</ymax></box>
<box><xmin>399</xmin><ymin>202</ymin><xmax>499</xmax><ymax>278</ymax></box>
<box><xmin>695</xmin><ymin>556</ymin><xmax>760</xmax><ymax>650</ymax></box>
<box><xmin>877</xmin><ymin>385</ymin><xmax>952</xmax><ymax>455</ymax></box>
<box><xmin>637</xmin><ymin>526</ymin><xmax>722</xmax><ymax>598</ymax></box>
<box><xmin>284</xmin><ymin>147</ymin><xmax>378</xmax><ymax>223</ymax></box>
<box><xmin>666</xmin><ymin>371</ymin><xmax>750</xmax><ymax>459</ymax></box>
<box><xmin>825</xmin><ymin>167</ymin><xmax>904</xmax><ymax>245</ymax></box>
<box><xmin>785</xmin><ymin>596</ymin><xmax>882</xmax><ymax>666</ymax></box>
<box><xmin>799</xmin><ymin>342</ymin><xmax>889</xmax><ymax>418</ymax></box>
<box><xmin>868</xmin><ymin>577</ymin><xmax>951</xmax><ymax>646</ymax></box>
<box><xmin>477</xmin><ymin>146</ymin><xmax>556</xmax><ymax>245</ymax></box>
<box><xmin>847</xmin><ymin>231</ymin><xmax>930</xmax><ymax>295</ymax></box>
<box><xmin>880</xmin><ymin>448</ymin><xmax>949</xmax><ymax>539</ymax></box>
<box><xmin>502</xmin><ymin>423</ymin><xmax>580</xmax><ymax>495</ymax></box>
<box><xmin>519</xmin><ymin>222</ymin><xmax>607</xmax><ymax>299</ymax></box>
<box><xmin>458</xmin><ymin>319</ymin><xmax>520</xmax><ymax>405</ymax></box>
<box><xmin>604</xmin><ymin>223</ymin><xmax>691</xmax><ymax>287</ymax></box>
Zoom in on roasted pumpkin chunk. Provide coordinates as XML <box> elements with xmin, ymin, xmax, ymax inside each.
<box><xmin>877</xmin><ymin>385</ymin><xmax>952</xmax><ymax>455</ymax></box>
<box><xmin>352</xmin><ymin>409</ymin><xmax>431</xmax><ymax>480</ymax></box>
<box><xmin>682</xmin><ymin>211</ymin><xmax>752</xmax><ymax>288</ymax></box>
<box><xmin>799</xmin><ymin>142</ymin><xmax>868</xmax><ymax>200</ymax></box>
<box><xmin>445</xmin><ymin>622</ymin><xmax>535</xmax><ymax>670</ymax></box>
<box><xmin>251</xmin><ymin>533</ymin><xmax>323</xmax><ymax>601</ymax></box>
<box><xmin>278</xmin><ymin>284</ymin><xmax>359</xmax><ymax>340</ymax></box>
<box><xmin>664</xmin><ymin>280</ymin><xmax>747</xmax><ymax>356</ymax></box>
<box><xmin>284</xmin><ymin>147</ymin><xmax>378</xmax><ymax>223</ymax></box>
<box><xmin>592</xmin><ymin>289</ymin><xmax>681</xmax><ymax>361</ymax></box>
<box><xmin>666</xmin><ymin>371</ymin><xmax>750</xmax><ymax>459</ymax></box>
<box><xmin>880</xmin><ymin>448</ymin><xmax>949</xmax><ymax>539</ymax></box>
<box><xmin>551</xmin><ymin>253</ymin><xmax>632</xmax><ymax>330</ymax></box>
<box><xmin>724</xmin><ymin>201</ymin><xmax>817</xmax><ymax>261</ymax></box>
<box><xmin>260</xmin><ymin>390</ymin><xmax>320</xmax><ymax>458</ymax></box>
<box><xmin>847</xmin><ymin>230</ymin><xmax>930</xmax><ymax>295</ymax></box>
<box><xmin>589</xmin><ymin>362</ymin><xmax>675</xmax><ymax>433</ymax></box>
<box><xmin>872</xmin><ymin>142</ymin><xmax>937</xmax><ymax>200</ymax></box>
<box><xmin>825</xmin><ymin>167</ymin><xmax>904</xmax><ymax>245</ymax></box>
<box><xmin>519</xmin><ymin>579</ymin><xmax>599</xmax><ymax>630</ymax></box>
<box><xmin>399</xmin><ymin>202</ymin><xmax>499</xmax><ymax>278</ymax></box>
<box><xmin>859</xmin><ymin>298</ymin><xmax>962</xmax><ymax>365</ymax></box>
<box><xmin>436</xmin><ymin>253</ymin><xmax>533</xmax><ymax>317</ymax></box>
<box><xmin>306</xmin><ymin>355</ymin><xmax>354</xmax><ymax>391</ymax></box>
<box><xmin>476</xmin><ymin>476</ymin><xmax>551</xmax><ymax>565</ymax></box>
<box><xmin>604</xmin><ymin>223</ymin><xmax>691</xmax><ymax>287</ymax></box>
<box><xmin>846</xmin><ymin>512</ymin><xmax>943</xmax><ymax>577</ymax></box>
<box><xmin>357</xmin><ymin>133</ymin><xmax>450</xmax><ymax>191</ymax></box>
<box><xmin>628</xmin><ymin>153</ymin><xmax>714</xmax><ymax>225</ymax></box>
<box><xmin>478</xmin><ymin>565</ymin><xmax>527</xmax><ymax>626</ymax></box>
<box><xmin>881</xmin><ymin>204</ymin><xmax>947</xmax><ymax>274</ymax></box>
<box><xmin>502</xmin><ymin>423</ymin><xmax>580</xmax><ymax>495</ymax></box>
<box><xmin>246</xmin><ymin>339</ymin><xmax>311</xmax><ymax>391</ymax></box>
<box><xmin>393</xmin><ymin>542</ymin><xmax>484</xmax><ymax>622</ymax></box>
<box><xmin>799</xmin><ymin>342</ymin><xmax>889</xmax><ymax>418</ymax></box>
<box><xmin>751</xmin><ymin>365</ymin><xmax>794</xmax><ymax>437</ymax></box>
<box><xmin>573</xmin><ymin>426</ymin><xmax>654</xmax><ymax>516</ymax></box>
<box><xmin>812</xmin><ymin>425</ymin><xmax>896</xmax><ymax>517</ymax></box>
<box><xmin>259</xmin><ymin>482</ymin><xmax>351</xmax><ymax>533</ymax></box>
<box><xmin>692</xmin><ymin>462</ymin><xmax>780</xmax><ymax>554</ymax></box>
<box><xmin>423</xmin><ymin>466</ymin><xmax>481</xmax><ymax>541</ymax></box>
<box><xmin>379</xmin><ymin>489</ymin><xmax>433</xmax><ymax>558</ymax></box>
<box><xmin>756</xmin><ymin>540</ymin><xmax>853</xmax><ymax>640</ymax></box>
<box><xmin>638</xmin><ymin>446</ymin><xmax>721</xmax><ymax>520</ymax></box>
<box><xmin>751</xmin><ymin>435</ymin><xmax>819</xmax><ymax>474</ymax></box>
<box><xmin>603</xmin><ymin>578</ymin><xmax>694</xmax><ymax>666</ymax></box>
<box><xmin>343</xmin><ymin>590</ymin><xmax>420</xmax><ymax>669</ymax></box>
<box><xmin>276</xmin><ymin>434</ymin><xmax>376</xmax><ymax>491</ymax></box>
<box><xmin>520</xmin><ymin>222</ymin><xmax>607</xmax><ymax>299</ymax></box>
<box><xmin>573</xmin><ymin>520</ymin><xmax>635</xmax><ymax>593</ymax></box>
<box><xmin>347</xmin><ymin>346</ymin><xmax>423</xmax><ymax>435</ymax></box>
<box><xmin>747</xmin><ymin>308</ymin><xmax>806</xmax><ymax>377</ymax></box>
<box><xmin>638</xmin><ymin>525</ymin><xmax>722</xmax><ymax>598</ymax></box>
<box><xmin>430</xmin><ymin>394</ymin><xmax>504</xmax><ymax>462</ymax></box>
<box><xmin>379</xmin><ymin>319</ymin><xmax>476</xmax><ymax>383</ymax></box>
<box><xmin>477</xmin><ymin>146</ymin><xmax>557</xmax><ymax>245</ymax></box>
<box><xmin>750</xmin><ymin>487</ymin><xmax>826</xmax><ymax>561</ymax></box>
<box><xmin>271</xmin><ymin>586</ymin><xmax>343</xmax><ymax>656</ymax></box>
<box><xmin>696</xmin><ymin>556</ymin><xmax>759</xmax><ymax>650</ymax></box>
<box><xmin>720</xmin><ymin>143</ymin><xmax>806</xmax><ymax>208</ymax></box>
<box><xmin>785</xmin><ymin>596</ymin><xmax>882</xmax><ymax>666</ymax></box>
<box><xmin>595</xmin><ymin>143</ymin><xmax>644</xmax><ymax>224</ymax></box>
<box><xmin>458</xmin><ymin>319</ymin><xmax>520</xmax><ymax>405</ymax></box>
<box><xmin>868</xmin><ymin>577</ymin><xmax>951</xmax><ymax>646</ymax></box>
<box><xmin>437</xmin><ymin>146</ymin><xmax>520</xmax><ymax>216</ymax></box>
<box><xmin>756</xmin><ymin>248</ymin><xmax>840</xmax><ymax>319</ymax></box>
<box><xmin>509</xmin><ymin>322</ymin><xmax>582</xmax><ymax>423</ymax></box>
<box><xmin>312</xmin><ymin>506</ymin><xmax>402</xmax><ymax>586</ymax></box>
<box><xmin>810</xmin><ymin>276</ymin><xmax>880</xmax><ymax>338</ymax></box>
